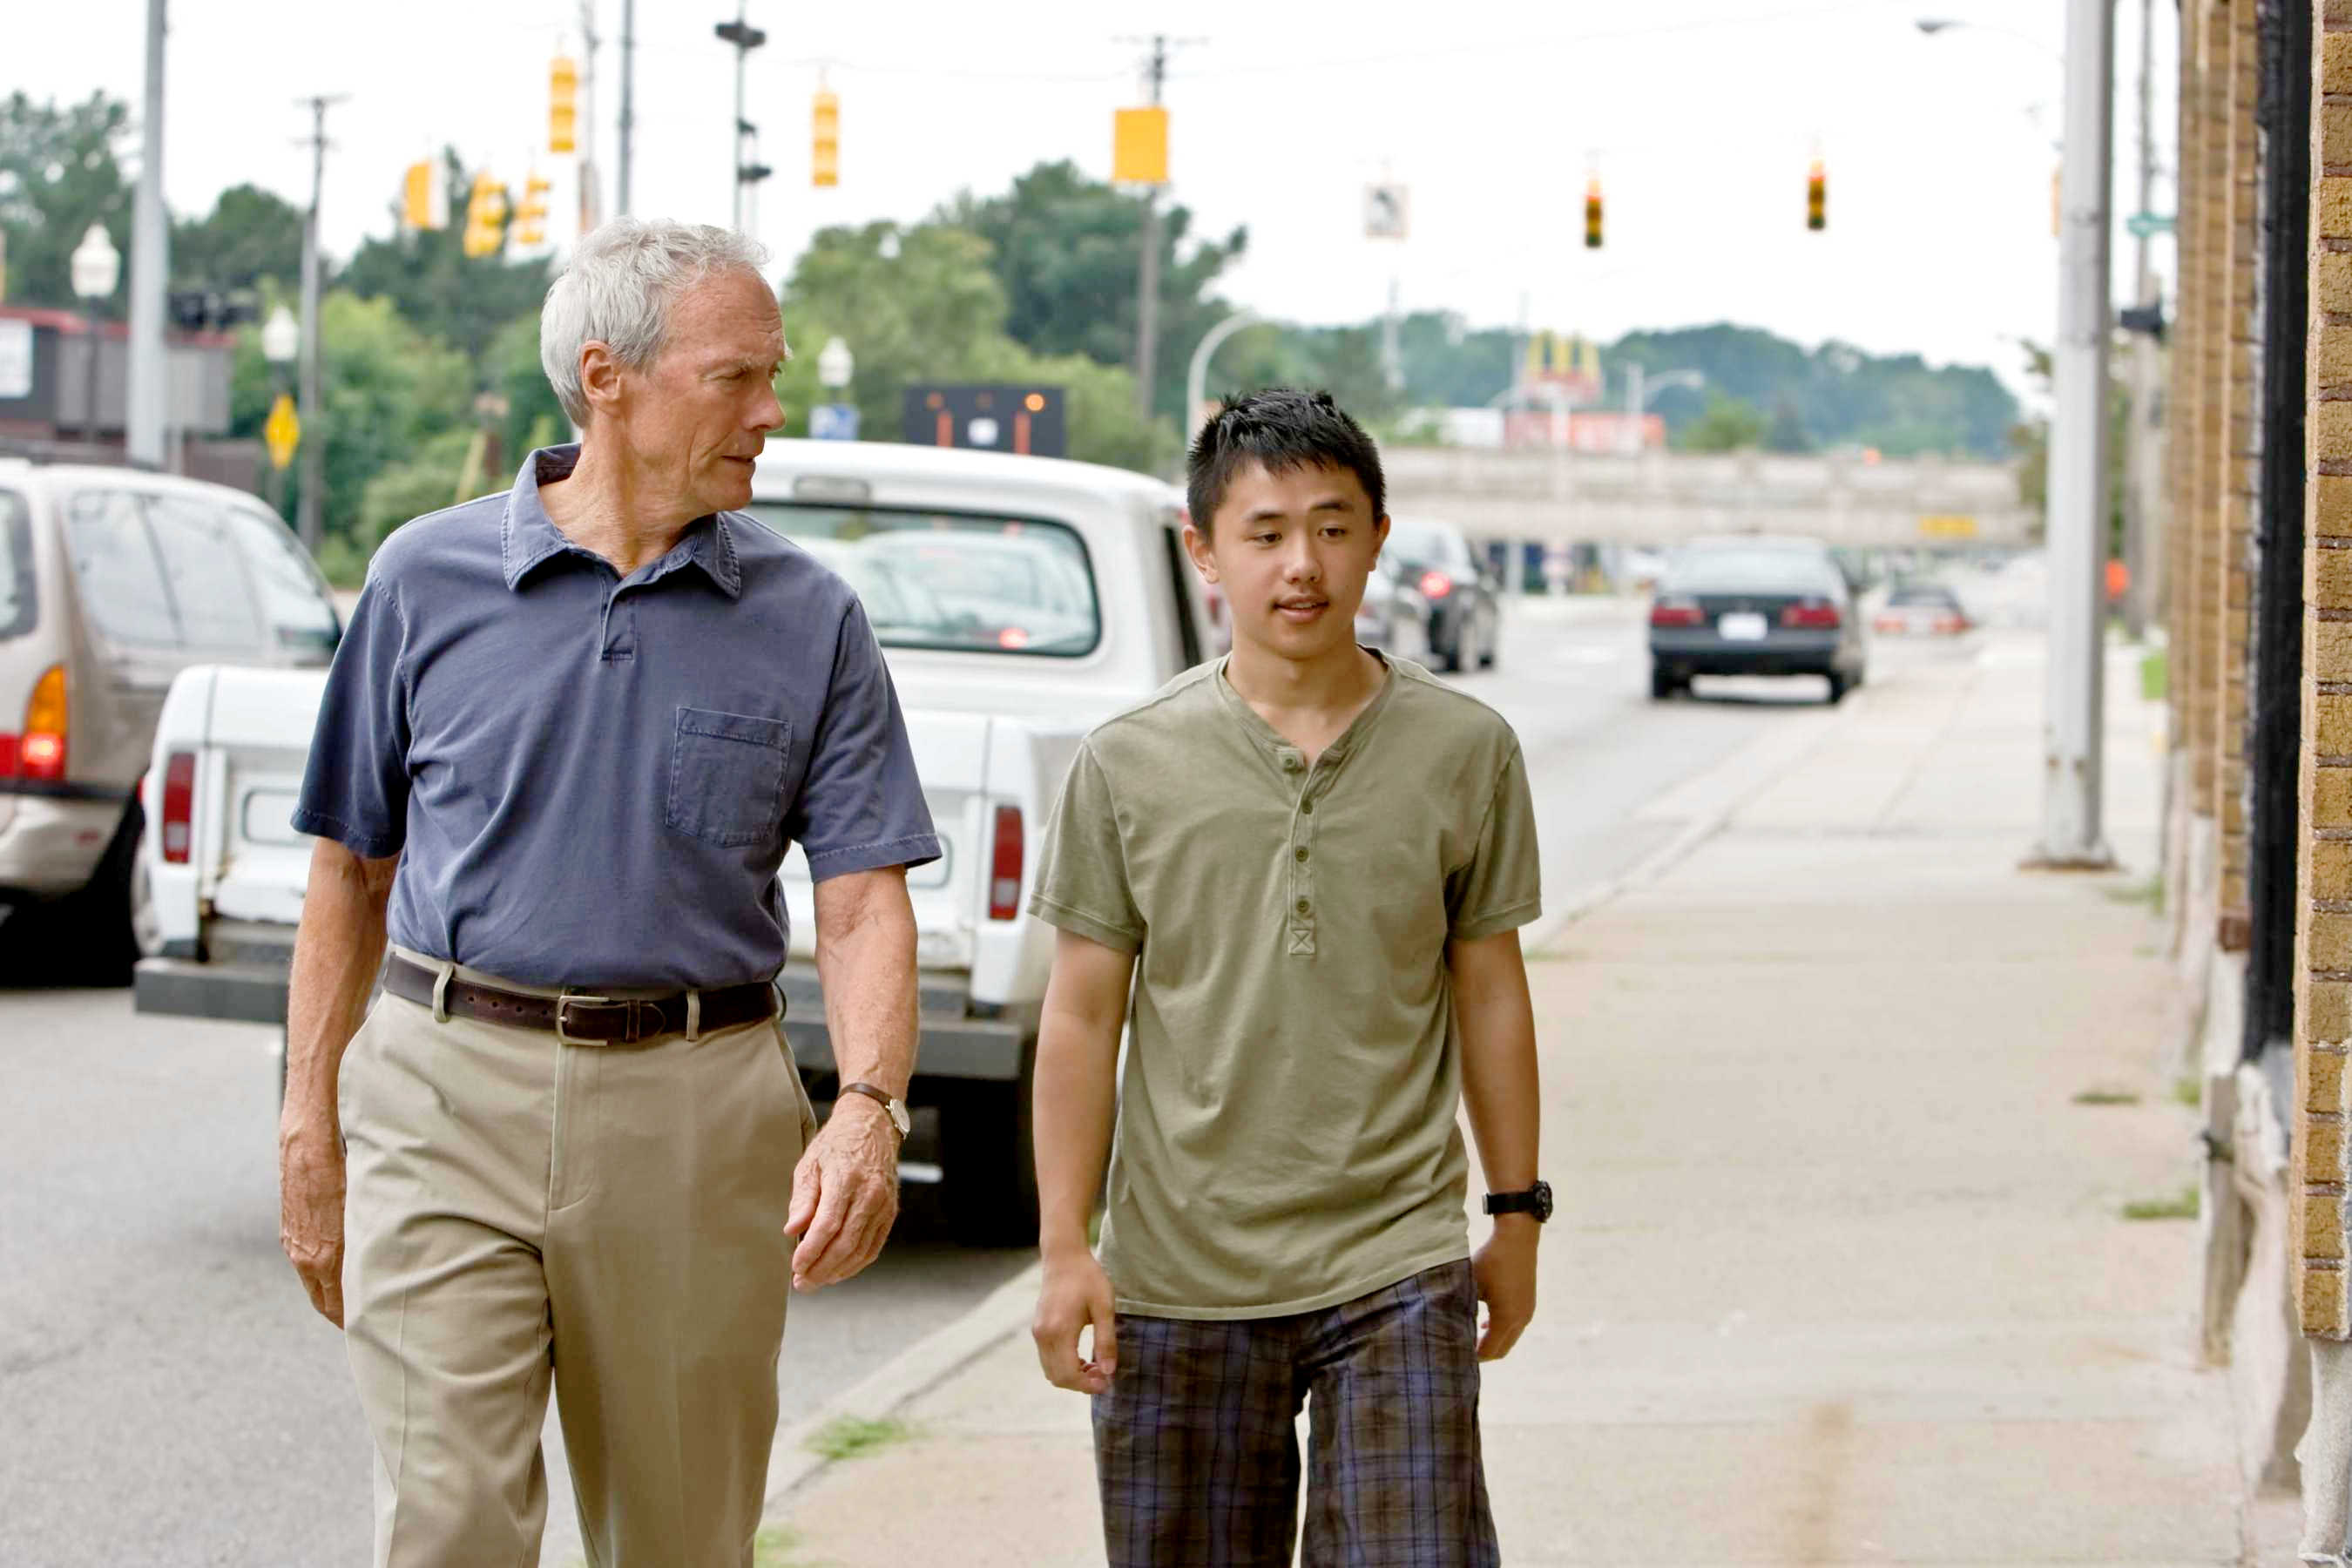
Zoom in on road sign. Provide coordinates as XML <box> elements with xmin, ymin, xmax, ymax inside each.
<box><xmin>1112</xmin><ymin>107</ymin><xmax>1168</xmax><ymax>186</ymax></box>
<box><xmin>902</xmin><ymin>384</ymin><xmax>1066</xmax><ymax>456</ymax></box>
<box><xmin>264</xmin><ymin>393</ymin><xmax>300</xmax><ymax>470</ymax></box>
<box><xmin>2125</xmin><ymin>212</ymin><xmax>2174</xmax><ymax>239</ymax></box>
<box><xmin>808</xmin><ymin>402</ymin><xmax>860</xmax><ymax>441</ymax></box>
<box><xmin>1916</xmin><ymin>513</ymin><xmax>1977</xmax><ymax>540</ymax></box>
<box><xmin>1365</xmin><ymin>183</ymin><xmax>1409</xmax><ymax>240</ymax></box>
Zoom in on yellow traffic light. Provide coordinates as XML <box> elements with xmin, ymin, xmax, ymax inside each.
<box><xmin>813</xmin><ymin>88</ymin><xmax>839</xmax><ymax>188</ymax></box>
<box><xmin>550</xmin><ymin>55</ymin><xmax>578</xmax><ymax>155</ymax></box>
<box><xmin>1807</xmin><ymin>159</ymin><xmax>1826</xmax><ymax>232</ymax></box>
<box><xmin>1583</xmin><ymin>175</ymin><xmax>1603</xmax><ymax>250</ymax></box>
<box><xmin>1113</xmin><ymin>106</ymin><xmax>1169</xmax><ymax>186</ymax></box>
<box><xmin>402</xmin><ymin>160</ymin><xmax>442</xmax><ymax>231</ymax></box>
<box><xmin>516</xmin><ymin>172</ymin><xmax>551</xmax><ymax>247</ymax></box>
<box><xmin>462</xmin><ymin>172</ymin><xmax>508</xmax><ymax>259</ymax></box>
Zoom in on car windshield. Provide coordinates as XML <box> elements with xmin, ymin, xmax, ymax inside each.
<box><xmin>1889</xmin><ymin>584</ymin><xmax>1961</xmax><ymax>609</ymax></box>
<box><xmin>0</xmin><ymin>491</ymin><xmax>31</xmax><ymax>640</ymax></box>
<box><xmin>1665</xmin><ymin>546</ymin><xmax>1837</xmax><ymax>596</ymax></box>
<box><xmin>744</xmin><ymin>504</ymin><xmax>1101</xmax><ymax>657</ymax></box>
<box><xmin>1386</xmin><ymin>519</ymin><xmax>1470</xmax><ymax>571</ymax></box>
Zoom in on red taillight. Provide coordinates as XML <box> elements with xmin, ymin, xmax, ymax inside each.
<box><xmin>21</xmin><ymin>664</ymin><xmax>66</xmax><ymax>781</ymax></box>
<box><xmin>988</xmin><ymin>805</ymin><xmax>1023</xmax><ymax>921</ymax></box>
<box><xmin>1649</xmin><ymin>598</ymin><xmax>1704</xmax><ymax>628</ymax></box>
<box><xmin>161</xmin><ymin>750</ymin><xmax>196</xmax><ymax>864</ymax></box>
<box><xmin>0</xmin><ymin>734</ymin><xmax>17</xmax><ymax>778</ymax></box>
<box><xmin>1418</xmin><ymin>571</ymin><xmax>1454</xmax><ymax>600</ymax></box>
<box><xmin>997</xmin><ymin>626</ymin><xmax>1031</xmax><ymax>650</ymax></box>
<box><xmin>1781</xmin><ymin>599</ymin><xmax>1842</xmax><ymax>630</ymax></box>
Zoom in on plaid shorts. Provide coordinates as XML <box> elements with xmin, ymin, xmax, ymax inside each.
<box><xmin>1092</xmin><ymin>1260</ymin><xmax>1499</xmax><ymax>1568</ymax></box>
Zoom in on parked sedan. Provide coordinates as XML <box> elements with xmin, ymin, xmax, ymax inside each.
<box><xmin>1384</xmin><ymin>517</ymin><xmax>1501</xmax><ymax>672</ymax></box>
<box><xmin>1354</xmin><ymin>552</ymin><xmax>1432</xmax><ymax>663</ymax></box>
<box><xmin>1873</xmin><ymin>579</ymin><xmax>1974</xmax><ymax>637</ymax></box>
<box><xmin>1648</xmin><ymin>537</ymin><xmax>1868</xmax><ymax>704</ymax></box>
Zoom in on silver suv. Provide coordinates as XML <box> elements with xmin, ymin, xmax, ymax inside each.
<box><xmin>0</xmin><ymin>459</ymin><xmax>340</xmax><ymax>981</ymax></box>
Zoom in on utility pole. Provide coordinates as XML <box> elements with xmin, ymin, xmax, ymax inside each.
<box><xmin>577</xmin><ymin>0</ymin><xmax>602</xmax><ymax>236</ymax></box>
<box><xmin>618</xmin><ymin>0</ymin><xmax>637</xmax><ymax>215</ymax></box>
<box><xmin>1132</xmin><ymin>34</ymin><xmax>1170</xmax><ymax>419</ymax></box>
<box><xmin>2033</xmin><ymin>0</ymin><xmax>2118</xmax><ymax>868</ymax></box>
<box><xmin>717</xmin><ymin>3</ymin><xmax>771</xmax><ymax>233</ymax></box>
<box><xmin>294</xmin><ymin>94</ymin><xmax>346</xmax><ymax>555</ymax></box>
<box><xmin>125</xmin><ymin>0</ymin><xmax>169</xmax><ymax>469</ymax></box>
<box><xmin>2119</xmin><ymin>0</ymin><xmax>2159</xmax><ymax>640</ymax></box>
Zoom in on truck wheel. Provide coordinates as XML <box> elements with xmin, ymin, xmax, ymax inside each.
<box><xmin>63</xmin><ymin>802</ymin><xmax>144</xmax><ymax>987</ymax></box>
<box><xmin>941</xmin><ymin>1042</ymin><xmax>1039</xmax><ymax>1248</ymax></box>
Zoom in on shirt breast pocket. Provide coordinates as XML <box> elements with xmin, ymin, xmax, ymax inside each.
<box><xmin>665</xmin><ymin>706</ymin><xmax>792</xmax><ymax>848</ymax></box>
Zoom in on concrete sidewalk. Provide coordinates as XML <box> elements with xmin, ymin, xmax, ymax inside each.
<box><xmin>762</xmin><ymin>636</ymin><xmax>2273</xmax><ymax>1565</ymax></box>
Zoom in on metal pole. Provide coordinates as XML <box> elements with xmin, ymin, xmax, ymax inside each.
<box><xmin>125</xmin><ymin>0</ymin><xmax>168</xmax><ymax>468</ymax></box>
<box><xmin>577</xmin><ymin>0</ymin><xmax>600</xmax><ymax>236</ymax></box>
<box><xmin>618</xmin><ymin>0</ymin><xmax>637</xmax><ymax>215</ymax></box>
<box><xmin>1625</xmin><ymin>362</ymin><xmax>1645</xmax><ymax>456</ymax></box>
<box><xmin>732</xmin><ymin>0</ymin><xmax>748</xmax><ymax>232</ymax></box>
<box><xmin>297</xmin><ymin>97</ymin><xmax>335</xmax><ymax>555</ymax></box>
<box><xmin>2119</xmin><ymin>0</ymin><xmax>2159</xmax><ymax>639</ymax></box>
<box><xmin>2034</xmin><ymin>0</ymin><xmax>2118</xmax><ymax>868</ymax></box>
<box><xmin>84</xmin><ymin>324</ymin><xmax>102</xmax><ymax>448</ymax></box>
<box><xmin>1133</xmin><ymin>34</ymin><xmax>1167</xmax><ymax>419</ymax></box>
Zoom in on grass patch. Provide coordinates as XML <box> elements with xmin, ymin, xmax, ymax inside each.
<box><xmin>2174</xmin><ymin>1078</ymin><xmax>2203</xmax><ymax>1109</ymax></box>
<box><xmin>752</xmin><ymin>1527</ymin><xmax>818</xmax><ymax>1568</ymax></box>
<box><xmin>2140</xmin><ymin>646</ymin><xmax>2168</xmax><ymax>702</ymax></box>
<box><xmin>2072</xmin><ymin>1087</ymin><xmax>2141</xmax><ymax>1106</ymax></box>
<box><xmin>805</xmin><ymin>1416</ymin><xmax>916</xmax><ymax>1464</ymax></box>
<box><xmin>2122</xmin><ymin>1186</ymin><xmax>2200</xmax><ymax>1222</ymax></box>
<box><xmin>2103</xmin><ymin>875</ymin><xmax>2163</xmax><ymax>909</ymax></box>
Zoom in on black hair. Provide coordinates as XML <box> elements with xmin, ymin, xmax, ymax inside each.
<box><xmin>1185</xmin><ymin>388</ymin><xmax>1385</xmax><ymax>539</ymax></box>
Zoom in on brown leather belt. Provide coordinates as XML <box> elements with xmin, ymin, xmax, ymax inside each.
<box><xmin>382</xmin><ymin>955</ymin><xmax>779</xmax><ymax>1045</ymax></box>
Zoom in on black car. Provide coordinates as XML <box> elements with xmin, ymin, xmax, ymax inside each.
<box><xmin>1648</xmin><ymin>537</ymin><xmax>1868</xmax><ymax>704</ymax></box>
<box><xmin>1383</xmin><ymin>517</ymin><xmax>1501</xmax><ymax>673</ymax></box>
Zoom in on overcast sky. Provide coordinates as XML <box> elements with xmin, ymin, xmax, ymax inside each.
<box><xmin>15</xmin><ymin>0</ymin><xmax>2173</xmax><ymax>403</ymax></box>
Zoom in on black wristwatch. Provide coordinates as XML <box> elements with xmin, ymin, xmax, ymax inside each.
<box><xmin>1484</xmin><ymin>1180</ymin><xmax>1553</xmax><ymax>1222</ymax></box>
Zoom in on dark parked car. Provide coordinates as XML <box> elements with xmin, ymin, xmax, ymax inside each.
<box><xmin>1354</xmin><ymin>551</ymin><xmax>1433</xmax><ymax>663</ymax></box>
<box><xmin>1648</xmin><ymin>536</ymin><xmax>1867</xmax><ymax>704</ymax></box>
<box><xmin>1872</xmin><ymin>579</ymin><xmax>1973</xmax><ymax>637</ymax></box>
<box><xmin>1384</xmin><ymin>517</ymin><xmax>1501</xmax><ymax>672</ymax></box>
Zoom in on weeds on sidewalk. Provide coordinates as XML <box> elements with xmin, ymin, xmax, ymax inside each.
<box><xmin>2072</xmin><ymin>1087</ymin><xmax>2141</xmax><ymax>1106</ymax></box>
<box><xmin>2140</xmin><ymin>647</ymin><xmax>2168</xmax><ymax>703</ymax></box>
<box><xmin>2102</xmin><ymin>875</ymin><xmax>2163</xmax><ymax>910</ymax></box>
<box><xmin>806</xmin><ymin>1416</ymin><xmax>916</xmax><ymax>1463</ymax></box>
<box><xmin>2122</xmin><ymin>1186</ymin><xmax>2200</xmax><ymax>1221</ymax></box>
<box><xmin>2174</xmin><ymin>1078</ymin><xmax>2202</xmax><ymax>1109</ymax></box>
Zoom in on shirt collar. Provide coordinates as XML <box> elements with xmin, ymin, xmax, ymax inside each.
<box><xmin>499</xmin><ymin>443</ymin><xmax>745</xmax><ymax>599</ymax></box>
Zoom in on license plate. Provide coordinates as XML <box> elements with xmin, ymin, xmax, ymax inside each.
<box><xmin>1718</xmin><ymin>612</ymin><xmax>1768</xmax><ymax>641</ymax></box>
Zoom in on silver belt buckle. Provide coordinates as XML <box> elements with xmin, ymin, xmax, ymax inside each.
<box><xmin>555</xmin><ymin>994</ymin><xmax>613</xmax><ymax>1046</ymax></box>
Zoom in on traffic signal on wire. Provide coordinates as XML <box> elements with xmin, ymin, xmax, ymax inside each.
<box><xmin>515</xmin><ymin>172</ymin><xmax>551</xmax><ymax>247</ymax></box>
<box><xmin>1584</xmin><ymin>175</ymin><xmax>1603</xmax><ymax>249</ymax></box>
<box><xmin>550</xmin><ymin>56</ymin><xmax>579</xmax><ymax>154</ymax></box>
<box><xmin>402</xmin><ymin>160</ymin><xmax>442</xmax><ymax>230</ymax></box>
<box><xmin>813</xmin><ymin>88</ymin><xmax>839</xmax><ymax>187</ymax></box>
<box><xmin>1807</xmin><ymin>159</ymin><xmax>1826</xmax><ymax>232</ymax></box>
<box><xmin>463</xmin><ymin>172</ymin><xmax>508</xmax><ymax>259</ymax></box>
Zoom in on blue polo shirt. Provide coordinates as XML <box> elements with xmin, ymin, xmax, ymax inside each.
<box><xmin>292</xmin><ymin>444</ymin><xmax>941</xmax><ymax>989</ymax></box>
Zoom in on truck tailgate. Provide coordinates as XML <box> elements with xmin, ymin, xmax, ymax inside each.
<box><xmin>198</xmin><ymin>669</ymin><xmax>325</xmax><ymax>929</ymax></box>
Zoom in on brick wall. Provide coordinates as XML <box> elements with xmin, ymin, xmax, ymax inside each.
<box><xmin>2299</xmin><ymin>0</ymin><xmax>2352</xmax><ymax>1340</ymax></box>
<box><xmin>2197</xmin><ymin>3</ymin><xmax>2234</xmax><ymax>818</ymax></box>
<box><xmin>2221</xmin><ymin>0</ymin><xmax>2262</xmax><ymax>949</ymax></box>
<box><xmin>2174</xmin><ymin>13</ymin><xmax>2204</xmax><ymax>764</ymax></box>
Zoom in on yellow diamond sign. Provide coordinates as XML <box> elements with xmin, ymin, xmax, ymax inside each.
<box><xmin>264</xmin><ymin>393</ymin><xmax>300</xmax><ymax>471</ymax></box>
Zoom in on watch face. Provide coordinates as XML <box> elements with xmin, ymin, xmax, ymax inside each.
<box><xmin>1533</xmin><ymin>1180</ymin><xmax>1554</xmax><ymax>1221</ymax></box>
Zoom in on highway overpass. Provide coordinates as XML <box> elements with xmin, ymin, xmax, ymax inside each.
<box><xmin>1382</xmin><ymin>446</ymin><xmax>2035</xmax><ymax>549</ymax></box>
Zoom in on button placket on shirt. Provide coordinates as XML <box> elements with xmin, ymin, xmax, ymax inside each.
<box><xmin>1280</xmin><ymin>747</ymin><xmax>1318</xmax><ymax>956</ymax></box>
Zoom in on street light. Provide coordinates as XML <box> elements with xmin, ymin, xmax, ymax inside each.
<box><xmin>70</xmin><ymin>224</ymin><xmax>120</xmax><ymax>447</ymax></box>
<box><xmin>1623</xmin><ymin>366</ymin><xmax>1702</xmax><ymax>452</ymax></box>
<box><xmin>817</xmin><ymin>335</ymin><xmax>853</xmax><ymax>391</ymax></box>
<box><xmin>1186</xmin><ymin>310</ymin><xmax>1262</xmax><ymax>443</ymax></box>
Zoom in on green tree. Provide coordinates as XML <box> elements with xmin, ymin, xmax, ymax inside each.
<box><xmin>0</xmin><ymin>91</ymin><xmax>132</xmax><ymax>312</ymax></box>
<box><xmin>1763</xmin><ymin>394</ymin><xmax>1814</xmax><ymax>454</ymax></box>
<box><xmin>939</xmin><ymin>160</ymin><xmax>1247</xmax><ymax>422</ymax></box>
<box><xmin>172</xmin><ymin>183</ymin><xmax>305</xmax><ymax>293</ymax></box>
<box><xmin>338</xmin><ymin>150</ymin><xmax>551</xmax><ymax>375</ymax></box>
<box><xmin>1677</xmin><ymin>391</ymin><xmax>1767</xmax><ymax>453</ymax></box>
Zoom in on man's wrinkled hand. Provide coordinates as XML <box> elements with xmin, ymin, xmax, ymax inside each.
<box><xmin>280</xmin><ymin>1122</ymin><xmax>348</xmax><ymax>1328</ymax></box>
<box><xmin>786</xmin><ymin>1096</ymin><xmax>901</xmax><ymax>1290</ymax></box>
<box><xmin>1472</xmin><ymin>1221</ymin><xmax>1538</xmax><ymax>1362</ymax></box>
<box><xmin>1032</xmin><ymin>1250</ymin><xmax>1119</xmax><ymax>1395</ymax></box>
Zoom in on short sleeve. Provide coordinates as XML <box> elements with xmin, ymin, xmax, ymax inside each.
<box><xmin>786</xmin><ymin>599</ymin><xmax>943</xmax><ymax>881</ymax></box>
<box><xmin>290</xmin><ymin>573</ymin><xmax>411</xmax><ymax>859</ymax></box>
<box><xmin>1445</xmin><ymin>745</ymin><xmax>1542</xmax><ymax>943</ymax></box>
<box><xmin>1028</xmin><ymin>742</ymin><xmax>1144</xmax><ymax>954</ymax></box>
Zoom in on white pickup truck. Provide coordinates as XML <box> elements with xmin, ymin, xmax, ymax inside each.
<box><xmin>133</xmin><ymin>437</ymin><xmax>1222</xmax><ymax>1244</ymax></box>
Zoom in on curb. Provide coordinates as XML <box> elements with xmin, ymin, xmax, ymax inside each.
<box><xmin>761</xmin><ymin>1259</ymin><xmax>1044</xmax><ymax>1511</ymax></box>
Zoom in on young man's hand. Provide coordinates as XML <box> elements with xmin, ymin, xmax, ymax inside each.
<box><xmin>1033</xmin><ymin>1250</ymin><xmax>1119</xmax><ymax>1395</ymax></box>
<box><xmin>1472</xmin><ymin>1219</ymin><xmax>1539</xmax><ymax>1361</ymax></box>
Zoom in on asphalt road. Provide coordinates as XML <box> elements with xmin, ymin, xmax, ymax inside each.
<box><xmin>0</xmin><ymin>597</ymin><xmax>1892</xmax><ymax>1567</ymax></box>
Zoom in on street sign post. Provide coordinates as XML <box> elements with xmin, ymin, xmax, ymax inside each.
<box><xmin>2125</xmin><ymin>212</ymin><xmax>2174</xmax><ymax>239</ymax></box>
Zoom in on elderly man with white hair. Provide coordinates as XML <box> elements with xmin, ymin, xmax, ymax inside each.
<box><xmin>277</xmin><ymin>218</ymin><xmax>937</xmax><ymax>1565</ymax></box>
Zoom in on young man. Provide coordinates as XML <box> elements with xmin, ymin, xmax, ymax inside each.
<box><xmin>1028</xmin><ymin>388</ymin><xmax>1549</xmax><ymax>1567</ymax></box>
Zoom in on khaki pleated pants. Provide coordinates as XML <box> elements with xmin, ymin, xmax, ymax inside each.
<box><xmin>340</xmin><ymin>947</ymin><xmax>819</xmax><ymax>1568</ymax></box>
